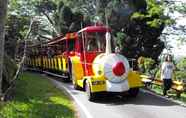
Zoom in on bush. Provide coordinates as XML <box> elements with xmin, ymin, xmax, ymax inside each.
<box><xmin>137</xmin><ymin>56</ymin><xmax>156</xmax><ymax>75</ymax></box>
<box><xmin>175</xmin><ymin>71</ymin><xmax>186</xmax><ymax>81</ymax></box>
<box><xmin>177</xmin><ymin>58</ymin><xmax>186</xmax><ymax>71</ymax></box>
<box><xmin>175</xmin><ymin>58</ymin><xmax>186</xmax><ymax>81</ymax></box>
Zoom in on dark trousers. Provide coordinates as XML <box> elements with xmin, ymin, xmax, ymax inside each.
<box><xmin>163</xmin><ymin>79</ymin><xmax>172</xmax><ymax>96</ymax></box>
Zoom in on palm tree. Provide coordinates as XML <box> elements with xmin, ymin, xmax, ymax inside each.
<box><xmin>0</xmin><ymin>0</ymin><xmax>8</xmax><ymax>95</ymax></box>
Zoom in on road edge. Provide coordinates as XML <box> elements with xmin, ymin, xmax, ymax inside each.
<box><xmin>45</xmin><ymin>76</ymin><xmax>93</xmax><ymax>118</ymax></box>
<box><xmin>40</xmin><ymin>75</ymin><xmax>79</xmax><ymax>118</ymax></box>
<box><xmin>141</xmin><ymin>89</ymin><xmax>186</xmax><ymax>107</ymax></box>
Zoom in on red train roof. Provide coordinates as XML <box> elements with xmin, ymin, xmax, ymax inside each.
<box><xmin>47</xmin><ymin>34</ymin><xmax>64</xmax><ymax>43</ymax></box>
<box><xmin>47</xmin><ymin>32</ymin><xmax>77</xmax><ymax>45</ymax></box>
<box><xmin>78</xmin><ymin>26</ymin><xmax>111</xmax><ymax>33</ymax></box>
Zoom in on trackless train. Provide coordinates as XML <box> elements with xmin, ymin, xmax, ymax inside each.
<box><xmin>26</xmin><ymin>25</ymin><xmax>142</xmax><ymax>101</ymax></box>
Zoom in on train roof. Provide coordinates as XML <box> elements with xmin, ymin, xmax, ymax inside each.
<box><xmin>78</xmin><ymin>26</ymin><xmax>111</xmax><ymax>33</ymax></box>
<box><xmin>47</xmin><ymin>32</ymin><xmax>77</xmax><ymax>45</ymax></box>
<box><xmin>27</xmin><ymin>26</ymin><xmax>111</xmax><ymax>48</ymax></box>
<box><xmin>47</xmin><ymin>34</ymin><xmax>64</xmax><ymax>43</ymax></box>
<box><xmin>47</xmin><ymin>37</ymin><xmax>65</xmax><ymax>45</ymax></box>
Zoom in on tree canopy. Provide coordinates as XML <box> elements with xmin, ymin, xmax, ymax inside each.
<box><xmin>5</xmin><ymin>0</ymin><xmax>174</xmax><ymax>68</ymax></box>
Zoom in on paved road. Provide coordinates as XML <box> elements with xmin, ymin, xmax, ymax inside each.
<box><xmin>50</xmin><ymin>78</ymin><xmax>186</xmax><ymax>118</ymax></box>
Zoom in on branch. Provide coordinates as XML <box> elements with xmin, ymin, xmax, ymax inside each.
<box><xmin>41</xmin><ymin>11</ymin><xmax>59</xmax><ymax>36</ymax></box>
<box><xmin>164</xmin><ymin>0</ymin><xmax>184</xmax><ymax>4</ymax></box>
<box><xmin>38</xmin><ymin>34</ymin><xmax>51</xmax><ymax>40</ymax></box>
<box><xmin>18</xmin><ymin>19</ymin><xmax>34</xmax><ymax>70</ymax></box>
<box><xmin>42</xmin><ymin>11</ymin><xmax>54</xmax><ymax>25</ymax></box>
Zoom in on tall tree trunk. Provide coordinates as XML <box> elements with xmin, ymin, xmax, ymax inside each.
<box><xmin>0</xmin><ymin>0</ymin><xmax>8</xmax><ymax>95</ymax></box>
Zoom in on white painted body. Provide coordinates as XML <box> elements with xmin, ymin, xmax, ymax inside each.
<box><xmin>106</xmin><ymin>80</ymin><xmax>129</xmax><ymax>92</ymax></box>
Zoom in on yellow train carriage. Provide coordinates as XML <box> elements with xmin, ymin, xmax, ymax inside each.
<box><xmin>26</xmin><ymin>26</ymin><xmax>142</xmax><ymax>102</ymax></box>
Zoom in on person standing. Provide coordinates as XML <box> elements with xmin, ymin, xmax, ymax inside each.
<box><xmin>161</xmin><ymin>54</ymin><xmax>175</xmax><ymax>96</ymax></box>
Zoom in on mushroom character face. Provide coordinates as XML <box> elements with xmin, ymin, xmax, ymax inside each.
<box><xmin>93</xmin><ymin>53</ymin><xmax>130</xmax><ymax>83</ymax></box>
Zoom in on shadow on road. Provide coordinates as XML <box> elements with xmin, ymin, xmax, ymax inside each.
<box><xmin>44</xmin><ymin>74</ymin><xmax>182</xmax><ymax>107</ymax></box>
<box><xmin>93</xmin><ymin>91</ymin><xmax>179</xmax><ymax>107</ymax></box>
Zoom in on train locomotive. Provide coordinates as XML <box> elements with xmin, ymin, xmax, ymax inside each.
<box><xmin>26</xmin><ymin>25</ymin><xmax>142</xmax><ymax>101</ymax></box>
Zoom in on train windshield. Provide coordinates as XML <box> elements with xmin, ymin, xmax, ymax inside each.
<box><xmin>68</xmin><ymin>39</ymin><xmax>75</xmax><ymax>51</ymax></box>
<box><xmin>85</xmin><ymin>32</ymin><xmax>106</xmax><ymax>52</ymax></box>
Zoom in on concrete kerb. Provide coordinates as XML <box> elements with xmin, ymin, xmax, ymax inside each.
<box><xmin>27</xmin><ymin>69</ymin><xmax>92</xmax><ymax>118</ymax></box>
<box><xmin>43</xmin><ymin>75</ymin><xmax>80</xmax><ymax>118</ymax></box>
<box><xmin>141</xmin><ymin>89</ymin><xmax>186</xmax><ymax>107</ymax></box>
<box><xmin>47</xmin><ymin>77</ymin><xmax>94</xmax><ymax>118</ymax></box>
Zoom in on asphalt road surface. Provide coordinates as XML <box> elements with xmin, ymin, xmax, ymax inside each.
<box><xmin>49</xmin><ymin>78</ymin><xmax>186</xmax><ymax>118</ymax></box>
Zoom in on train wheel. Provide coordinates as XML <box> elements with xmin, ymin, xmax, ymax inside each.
<box><xmin>85</xmin><ymin>81</ymin><xmax>95</xmax><ymax>101</ymax></box>
<box><xmin>128</xmin><ymin>88</ymin><xmax>139</xmax><ymax>97</ymax></box>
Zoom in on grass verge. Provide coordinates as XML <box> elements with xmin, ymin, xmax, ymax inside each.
<box><xmin>150</xmin><ymin>84</ymin><xmax>186</xmax><ymax>103</ymax></box>
<box><xmin>0</xmin><ymin>72</ymin><xmax>75</xmax><ymax>118</ymax></box>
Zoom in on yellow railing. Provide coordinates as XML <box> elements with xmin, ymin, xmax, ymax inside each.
<box><xmin>140</xmin><ymin>74</ymin><xmax>186</xmax><ymax>97</ymax></box>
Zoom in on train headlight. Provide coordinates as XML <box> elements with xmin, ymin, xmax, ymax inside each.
<box><xmin>97</xmin><ymin>70</ymin><xmax>102</xmax><ymax>75</ymax></box>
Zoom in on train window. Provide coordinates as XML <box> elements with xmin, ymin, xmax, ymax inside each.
<box><xmin>86</xmin><ymin>36</ymin><xmax>98</xmax><ymax>51</ymax></box>
<box><xmin>47</xmin><ymin>47</ymin><xmax>55</xmax><ymax>58</ymax></box>
<box><xmin>68</xmin><ymin>39</ymin><xmax>75</xmax><ymax>51</ymax></box>
<box><xmin>85</xmin><ymin>32</ymin><xmax>106</xmax><ymax>52</ymax></box>
<box><xmin>79</xmin><ymin>38</ymin><xmax>84</xmax><ymax>52</ymax></box>
<box><xmin>77</xmin><ymin>33</ymin><xmax>84</xmax><ymax>52</ymax></box>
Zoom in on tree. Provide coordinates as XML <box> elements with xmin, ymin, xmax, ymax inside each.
<box><xmin>174</xmin><ymin>57</ymin><xmax>186</xmax><ymax>81</ymax></box>
<box><xmin>5</xmin><ymin>15</ymin><xmax>30</xmax><ymax>58</ymax></box>
<box><xmin>35</xmin><ymin>0</ymin><xmax>59</xmax><ymax>35</ymax></box>
<box><xmin>34</xmin><ymin>0</ymin><xmax>84</xmax><ymax>37</ymax></box>
<box><xmin>137</xmin><ymin>56</ymin><xmax>156</xmax><ymax>75</ymax></box>
<box><xmin>0</xmin><ymin>0</ymin><xmax>8</xmax><ymax>95</ymax></box>
<box><xmin>177</xmin><ymin>58</ymin><xmax>186</xmax><ymax>71</ymax></box>
<box><xmin>62</xmin><ymin>0</ymin><xmax>170</xmax><ymax>62</ymax></box>
<box><xmin>5</xmin><ymin>0</ymin><xmax>172</xmax><ymax>73</ymax></box>
<box><xmin>112</xmin><ymin>0</ymin><xmax>169</xmax><ymax>60</ymax></box>
<box><xmin>160</xmin><ymin>0</ymin><xmax>186</xmax><ymax>52</ymax></box>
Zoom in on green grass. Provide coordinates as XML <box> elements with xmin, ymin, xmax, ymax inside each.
<box><xmin>151</xmin><ymin>85</ymin><xmax>186</xmax><ymax>103</ymax></box>
<box><xmin>0</xmin><ymin>72</ymin><xmax>75</xmax><ymax>118</ymax></box>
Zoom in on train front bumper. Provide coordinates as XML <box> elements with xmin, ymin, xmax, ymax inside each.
<box><xmin>90</xmin><ymin>77</ymin><xmax>129</xmax><ymax>93</ymax></box>
<box><xmin>105</xmin><ymin>80</ymin><xmax>129</xmax><ymax>92</ymax></box>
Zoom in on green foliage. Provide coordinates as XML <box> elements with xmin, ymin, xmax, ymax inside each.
<box><xmin>151</xmin><ymin>84</ymin><xmax>186</xmax><ymax>103</ymax></box>
<box><xmin>5</xmin><ymin>14</ymin><xmax>30</xmax><ymax>58</ymax></box>
<box><xmin>8</xmin><ymin>0</ymin><xmax>37</xmax><ymax>16</ymax></box>
<box><xmin>175</xmin><ymin>58</ymin><xmax>186</xmax><ymax>80</ymax></box>
<box><xmin>36</xmin><ymin>0</ymin><xmax>57</xmax><ymax>14</ymax></box>
<box><xmin>138</xmin><ymin>56</ymin><xmax>156</xmax><ymax>75</ymax></box>
<box><xmin>174</xmin><ymin>3</ymin><xmax>186</xmax><ymax>14</ymax></box>
<box><xmin>146</xmin><ymin>0</ymin><xmax>163</xmax><ymax>16</ymax></box>
<box><xmin>155</xmin><ymin>69</ymin><xmax>160</xmax><ymax>79</ymax></box>
<box><xmin>175</xmin><ymin>71</ymin><xmax>186</xmax><ymax>80</ymax></box>
<box><xmin>147</xmin><ymin>19</ymin><xmax>162</xmax><ymax>28</ymax></box>
<box><xmin>0</xmin><ymin>72</ymin><xmax>75</xmax><ymax>118</ymax></box>
<box><xmin>177</xmin><ymin>58</ymin><xmax>186</xmax><ymax>71</ymax></box>
<box><xmin>131</xmin><ymin>12</ymin><xmax>145</xmax><ymax>20</ymax></box>
<box><xmin>144</xmin><ymin>58</ymin><xmax>155</xmax><ymax>71</ymax></box>
<box><xmin>131</xmin><ymin>0</ymin><xmax>172</xmax><ymax>28</ymax></box>
<box><xmin>7</xmin><ymin>0</ymin><xmax>169</xmax><ymax>64</ymax></box>
<box><xmin>6</xmin><ymin>0</ymin><xmax>36</xmax><ymax>58</ymax></box>
<box><xmin>116</xmin><ymin>32</ymin><xmax>127</xmax><ymax>48</ymax></box>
